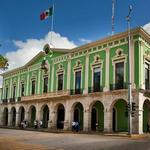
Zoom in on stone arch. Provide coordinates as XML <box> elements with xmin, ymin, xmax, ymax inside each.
<box><xmin>89</xmin><ymin>101</ymin><xmax>104</xmax><ymax>131</ymax></box>
<box><xmin>71</xmin><ymin>102</ymin><xmax>84</xmax><ymax>130</ymax></box>
<box><xmin>28</xmin><ymin>105</ymin><xmax>36</xmax><ymax>127</ymax></box>
<box><xmin>143</xmin><ymin>99</ymin><xmax>150</xmax><ymax>132</ymax></box>
<box><xmin>18</xmin><ymin>106</ymin><xmax>25</xmax><ymax>125</ymax></box>
<box><xmin>10</xmin><ymin>107</ymin><xmax>16</xmax><ymax>126</ymax></box>
<box><xmin>55</xmin><ymin>103</ymin><xmax>65</xmax><ymax>129</ymax></box>
<box><xmin>40</xmin><ymin>104</ymin><xmax>49</xmax><ymax>128</ymax></box>
<box><xmin>111</xmin><ymin>99</ymin><xmax>128</xmax><ymax>132</ymax></box>
<box><xmin>3</xmin><ymin>107</ymin><xmax>8</xmax><ymax>126</ymax></box>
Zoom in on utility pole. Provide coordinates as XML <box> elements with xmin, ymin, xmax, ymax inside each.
<box><xmin>126</xmin><ymin>5</ymin><xmax>133</xmax><ymax>135</ymax></box>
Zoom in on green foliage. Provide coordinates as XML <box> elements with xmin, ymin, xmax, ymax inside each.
<box><xmin>0</xmin><ymin>54</ymin><xmax>9</xmax><ymax>70</ymax></box>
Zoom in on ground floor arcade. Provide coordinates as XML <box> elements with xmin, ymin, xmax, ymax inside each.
<box><xmin>0</xmin><ymin>90</ymin><xmax>150</xmax><ymax>134</ymax></box>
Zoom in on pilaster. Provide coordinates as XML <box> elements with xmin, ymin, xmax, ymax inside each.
<box><xmin>84</xmin><ymin>53</ymin><xmax>89</xmax><ymax>94</ymax></box>
<box><xmin>26</xmin><ymin>69</ymin><xmax>29</xmax><ymax>96</ymax></box>
<box><xmin>104</xmin><ymin>108</ymin><xmax>112</xmax><ymax>132</ymax></box>
<box><xmin>37</xmin><ymin>70</ymin><xmax>41</xmax><ymax>94</ymax></box>
<box><xmin>67</xmin><ymin>56</ymin><xmax>71</xmax><ymax>90</ymax></box>
<box><xmin>51</xmin><ymin>63</ymin><xmax>54</xmax><ymax>92</ymax></box>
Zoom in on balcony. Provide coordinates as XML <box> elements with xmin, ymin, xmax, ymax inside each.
<box><xmin>88</xmin><ymin>86</ymin><xmax>103</xmax><ymax>93</ymax></box>
<box><xmin>70</xmin><ymin>89</ymin><xmax>83</xmax><ymax>95</ymax></box>
<box><xmin>9</xmin><ymin>98</ymin><xmax>16</xmax><ymax>103</ymax></box>
<box><xmin>21</xmin><ymin>90</ymin><xmax>70</xmax><ymax>101</ymax></box>
<box><xmin>110</xmin><ymin>83</ymin><xmax>128</xmax><ymax>91</ymax></box>
<box><xmin>2</xmin><ymin>99</ymin><xmax>8</xmax><ymax>104</ymax></box>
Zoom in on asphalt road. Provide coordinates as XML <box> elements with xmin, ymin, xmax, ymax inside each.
<box><xmin>0</xmin><ymin>128</ymin><xmax>150</xmax><ymax>150</ymax></box>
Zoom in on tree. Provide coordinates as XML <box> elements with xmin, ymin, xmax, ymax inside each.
<box><xmin>0</xmin><ymin>54</ymin><xmax>9</xmax><ymax>70</ymax></box>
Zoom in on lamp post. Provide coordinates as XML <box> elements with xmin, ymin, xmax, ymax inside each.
<box><xmin>126</xmin><ymin>5</ymin><xmax>133</xmax><ymax>135</ymax></box>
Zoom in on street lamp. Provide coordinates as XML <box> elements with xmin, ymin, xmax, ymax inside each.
<box><xmin>126</xmin><ymin>5</ymin><xmax>133</xmax><ymax>135</ymax></box>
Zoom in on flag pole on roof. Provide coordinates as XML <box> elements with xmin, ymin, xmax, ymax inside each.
<box><xmin>40</xmin><ymin>3</ymin><xmax>55</xmax><ymax>48</ymax></box>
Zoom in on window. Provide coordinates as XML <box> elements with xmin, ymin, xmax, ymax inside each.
<box><xmin>58</xmin><ymin>74</ymin><xmax>63</xmax><ymax>91</ymax></box>
<box><xmin>31</xmin><ymin>80</ymin><xmax>36</xmax><ymax>95</ymax></box>
<box><xmin>21</xmin><ymin>83</ymin><xmax>25</xmax><ymax>96</ymax></box>
<box><xmin>75</xmin><ymin>71</ymin><xmax>81</xmax><ymax>94</ymax></box>
<box><xmin>5</xmin><ymin>87</ymin><xmax>8</xmax><ymax>100</ymax></box>
<box><xmin>13</xmin><ymin>85</ymin><xmax>16</xmax><ymax>99</ymax></box>
<box><xmin>43</xmin><ymin>77</ymin><xmax>48</xmax><ymax>93</ymax></box>
<box><xmin>145</xmin><ymin>63</ymin><xmax>150</xmax><ymax>89</ymax></box>
<box><xmin>115</xmin><ymin>62</ymin><xmax>124</xmax><ymax>89</ymax></box>
<box><xmin>93</xmin><ymin>67</ymin><xmax>101</xmax><ymax>92</ymax></box>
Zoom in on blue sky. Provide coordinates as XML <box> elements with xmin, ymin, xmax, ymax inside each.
<box><xmin>0</xmin><ymin>0</ymin><xmax>150</xmax><ymax>65</ymax></box>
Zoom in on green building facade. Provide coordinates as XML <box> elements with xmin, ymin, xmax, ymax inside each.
<box><xmin>0</xmin><ymin>27</ymin><xmax>150</xmax><ymax>134</ymax></box>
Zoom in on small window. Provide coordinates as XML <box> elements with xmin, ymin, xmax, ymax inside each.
<box><xmin>31</xmin><ymin>80</ymin><xmax>36</xmax><ymax>95</ymax></box>
<box><xmin>93</xmin><ymin>67</ymin><xmax>101</xmax><ymax>92</ymax></box>
<box><xmin>5</xmin><ymin>87</ymin><xmax>8</xmax><ymax>100</ymax></box>
<box><xmin>13</xmin><ymin>85</ymin><xmax>16</xmax><ymax>99</ymax></box>
<box><xmin>75</xmin><ymin>71</ymin><xmax>81</xmax><ymax>94</ymax></box>
<box><xmin>43</xmin><ymin>77</ymin><xmax>48</xmax><ymax>93</ymax></box>
<box><xmin>21</xmin><ymin>83</ymin><xmax>25</xmax><ymax>96</ymax></box>
<box><xmin>58</xmin><ymin>74</ymin><xmax>63</xmax><ymax>91</ymax></box>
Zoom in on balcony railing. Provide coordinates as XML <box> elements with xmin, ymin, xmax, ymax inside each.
<box><xmin>110</xmin><ymin>83</ymin><xmax>128</xmax><ymax>91</ymax></box>
<box><xmin>9</xmin><ymin>98</ymin><xmax>16</xmax><ymax>103</ymax></box>
<box><xmin>70</xmin><ymin>89</ymin><xmax>83</xmax><ymax>95</ymax></box>
<box><xmin>145</xmin><ymin>82</ymin><xmax>150</xmax><ymax>90</ymax></box>
<box><xmin>88</xmin><ymin>86</ymin><xmax>103</xmax><ymax>93</ymax></box>
<box><xmin>2</xmin><ymin>99</ymin><xmax>8</xmax><ymax>104</ymax></box>
<box><xmin>21</xmin><ymin>90</ymin><xmax>70</xmax><ymax>101</ymax></box>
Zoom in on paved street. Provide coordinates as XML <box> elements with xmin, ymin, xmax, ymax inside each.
<box><xmin>0</xmin><ymin>129</ymin><xmax>150</xmax><ymax>150</ymax></box>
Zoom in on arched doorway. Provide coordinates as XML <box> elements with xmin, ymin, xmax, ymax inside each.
<box><xmin>42</xmin><ymin>105</ymin><xmax>49</xmax><ymax>128</ymax></box>
<box><xmin>143</xmin><ymin>99</ymin><xmax>150</xmax><ymax>132</ymax></box>
<box><xmin>11</xmin><ymin>107</ymin><xmax>16</xmax><ymax>126</ymax></box>
<box><xmin>112</xmin><ymin>99</ymin><xmax>128</xmax><ymax>132</ymax></box>
<box><xmin>3</xmin><ymin>108</ymin><xmax>8</xmax><ymax>126</ymax></box>
<box><xmin>19</xmin><ymin>107</ymin><xmax>25</xmax><ymax>125</ymax></box>
<box><xmin>91</xmin><ymin>101</ymin><xmax>104</xmax><ymax>131</ymax></box>
<box><xmin>57</xmin><ymin>104</ymin><xmax>65</xmax><ymax>129</ymax></box>
<box><xmin>29</xmin><ymin>106</ymin><xmax>36</xmax><ymax>127</ymax></box>
<box><xmin>73</xmin><ymin>102</ymin><xmax>84</xmax><ymax>130</ymax></box>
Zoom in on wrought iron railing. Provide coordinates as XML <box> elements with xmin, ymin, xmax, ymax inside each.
<box><xmin>110</xmin><ymin>82</ymin><xmax>127</xmax><ymax>91</ymax></box>
<box><xmin>88</xmin><ymin>86</ymin><xmax>103</xmax><ymax>93</ymax></box>
<box><xmin>70</xmin><ymin>89</ymin><xmax>83</xmax><ymax>95</ymax></box>
<box><xmin>2</xmin><ymin>99</ymin><xmax>8</xmax><ymax>104</ymax></box>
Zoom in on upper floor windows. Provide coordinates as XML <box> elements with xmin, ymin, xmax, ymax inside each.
<box><xmin>93</xmin><ymin>67</ymin><xmax>101</xmax><ymax>92</ymax></box>
<box><xmin>13</xmin><ymin>85</ymin><xmax>16</xmax><ymax>99</ymax></box>
<box><xmin>145</xmin><ymin>63</ymin><xmax>150</xmax><ymax>89</ymax></box>
<box><xmin>43</xmin><ymin>77</ymin><xmax>48</xmax><ymax>93</ymax></box>
<box><xmin>58</xmin><ymin>74</ymin><xmax>63</xmax><ymax>91</ymax></box>
<box><xmin>21</xmin><ymin>83</ymin><xmax>25</xmax><ymax>96</ymax></box>
<box><xmin>115</xmin><ymin>62</ymin><xmax>124</xmax><ymax>89</ymax></box>
<box><xmin>31</xmin><ymin>80</ymin><xmax>36</xmax><ymax>95</ymax></box>
<box><xmin>75</xmin><ymin>71</ymin><xmax>81</xmax><ymax>94</ymax></box>
<box><xmin>5</xmin><ymin>87</ymin><xmax>8</xmax><ymax>100</ymax></box>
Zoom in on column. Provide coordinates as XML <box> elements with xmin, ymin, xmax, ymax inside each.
<box><xmin>8</xmin><ymin>111</ymin><xmax>11</xmax><ymax>126</ymax></box>
<box><xmin>37</xmin><ymin>70</ymin><xmax>41</xmax><ymax>94</ymax></box>
<box><xmin>67</xmin><ymin>55</ymin><xmax>71</xmax><ymax>91</ymax></box>
<box><xmin>48</xmin><ymin>108</ymin><xmax>56</xmax><ymax>129</ymax></box>
<box><xmin>63</xmin><ymin>101</ymin><xmax>71</xmax><ymax>130</ymax></box>
<box><xmin>104</xmin><ymin>107</ymin><xmax>112</xmax><ymax>132</ymax></box>
<box><xmin>84</xmin><ymin>52</ymin><xmax>89</xmax><ymax>94</ymax></box>
<box><xmin>104</xmin><ymin>48</ymin><xmax>110</xmax><ymax>91</ymax></box>
<box><xmin>26</xmin><ymin>69</ymin><xmax>29</xmax><ymax>96</ymax></box>
<box><xmin>15</xmin><ymin>111</ymin><xmax>19</xmax><ymax>127</ymax></box>
<box><xmin>17</xmin><ymin>75</ymin><xmax>20</xmax><ymax>98</ymax></box>
<box><xmin>9</xmin><ymin>78</ymin><xmax>12</xmax><ymax>99</ymax></box>
<box><xmin>83</xmin><ymin>108</ymin><xmax>91</xmax><ymax>132</ymax></box>
<box><xmin>131</xmin><ymin>39</ymin><xmax>136</xmax><ymax>89</ymax></box>
<box><xmin>0</xmin><ymin>109</ymin><xmax>3</xmax><ymax>126</ymax></box>
<box><xmin>51</xmin><ymin>63</ymin><xmax>54</xmax><ymax>92</ymax></box>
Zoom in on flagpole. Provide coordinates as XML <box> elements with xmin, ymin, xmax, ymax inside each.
<box><xmin>50</xmin><ymin>4</ymin><xmax>54</xmax><ymax>47</ymax></box>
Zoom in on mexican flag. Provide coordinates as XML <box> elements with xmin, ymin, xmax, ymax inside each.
<box><xmin>40</xmin><ymin>6</ymin><xmax>53</xmax><ymax>20</ymax></box>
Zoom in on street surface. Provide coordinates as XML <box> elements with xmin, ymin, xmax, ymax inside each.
<box><xmin>0</xmin><ymin>128</ymin><xmax>150</xmax><ymax>150</ymax></box>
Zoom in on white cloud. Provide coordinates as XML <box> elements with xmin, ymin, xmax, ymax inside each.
<box><xmin>143</xmin><ymin>22</ymin><xmax>150</xmax><ymax>34</ymax></box>
<box><xmin>0</xmin><ymin>31</ymin><xmax>77</xmax><ymax>88</ymax></box>
<box><xmin>79</xmin><ymin>38</ymin><xmax>91</xmax><ymax>44</ymax></box>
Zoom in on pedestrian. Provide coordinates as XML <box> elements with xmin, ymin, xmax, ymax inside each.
<box><xmin>75</xmin><ymin>122</ymin><xmax>79</xmax><ymax>132</ymax></box>
<box><xmin>72</xmin><ymin>121</ymin><xmax>76</xmax><ymax>131</ymax></box>
<box><xmin>34</xmin><ymin>120</ymin><xmax>37</xmax><ymax>129</ymax></box>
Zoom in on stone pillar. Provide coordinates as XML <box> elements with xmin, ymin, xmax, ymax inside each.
<box><xmin>83</xmin><ymin>109</ymin><xmax>91</xmax><ymax>132</ymax></box>
<box><xmin>104</xmin><ymin>108</ymin><xmax>112</xmax><ymax>132</ymax></box>
<box><xmin>8</xmin><ymin>111</ymin><xmax>11</xmax><ymax>126</ymax></box>
<box><xmin>104</xmin><ymin>48</ymin><xmax>110</xmax><ymax>91</ymax></box>
<box><xmin>84</xmin><ymin>53</ymin><xmax>89</xmax><ymax>94</ymax></box>
<box><xmin>36</xmin><ymin>105</ymin><xmax>40</xmax><ymax>121</ymax></box>
<box><xmin>0</xmin><ymin>109</ymin><xmax>3</xmax><ymax>126</ymax></box>
<box><xmin>15</xmin><ymin>112</ymin><xmax>19</xmax><ymax>127</ymax></box>
<box><xmin>48</xmin><ymin>107</ymin><xmax>56</xmax><ymax>129</ymax></box>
